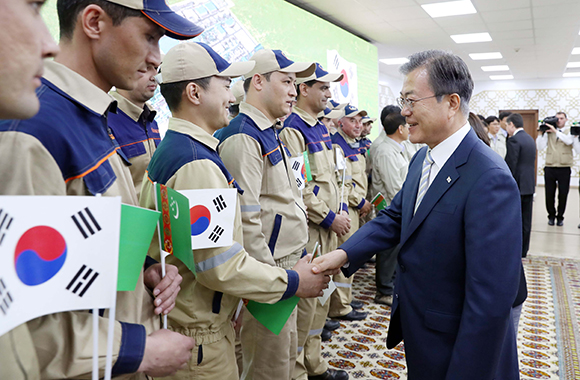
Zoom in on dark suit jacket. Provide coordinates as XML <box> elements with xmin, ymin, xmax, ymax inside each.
<box><xmin>505</xmin><ymin>129</ymin><xmax>536</xmax><ymax>195</ymax></box>
<box><xmin>341</xmin><ymin>129</ymin><xmax>522</xmax><ymax>380</ymax></box>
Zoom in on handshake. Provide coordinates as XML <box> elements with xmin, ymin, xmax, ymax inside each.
<box><xmin>292</xmin><ymin>249</ymin><xmax>350</xmax><ymax>298</ymax></box>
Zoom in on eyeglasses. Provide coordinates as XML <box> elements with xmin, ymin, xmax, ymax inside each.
<box><xmin>397</xmin><ymin>95</ymin><xmax>438</xmax><ymax>110</ymax></box>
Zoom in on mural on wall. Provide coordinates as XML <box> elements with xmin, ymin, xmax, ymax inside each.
<box><xmin>471</xmin><ymin>88</ymin><xmax>580</xmax><ymax>183</ymax></box>
<box><xmin>327</xmin><ymin>50</ymin><xmax>358</xmax><ymax>107</ymax></box>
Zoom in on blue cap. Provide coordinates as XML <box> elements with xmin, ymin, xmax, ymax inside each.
<box><xmin>343</xmin><ymin>104</ymin><xmax>368</xmax><ymax>118</ymax></box>
<box><xmin>110</xmin><ymin>0</ymin><xmax>204</xmax><ymax>40</ymax></box>
<box><xmin>297</xmin><ymin>63</ymin><xmax>343</xmax><ymax>84</ymax></box>
<box><xmin>246</xmin><ymin>49</ymin><xmax>315</xmax><ymax>78</ymax></box>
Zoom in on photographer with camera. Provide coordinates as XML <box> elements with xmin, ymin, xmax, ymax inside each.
<box><xmin>537</xmin><ymin>112</ymin><xmax>573</xmax><ymax>226</ymax></box>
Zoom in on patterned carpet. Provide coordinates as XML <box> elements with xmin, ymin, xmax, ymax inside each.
<box><xmin>321</xmin><ymin>256</ymin><xmax>580</xmax><ymax>379</ymax></box>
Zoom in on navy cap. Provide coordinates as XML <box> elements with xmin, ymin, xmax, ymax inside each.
<box><xmin>297</xmin><ymin>63</ymin><xmax>343</xmax><ymax>84</ymax></box>
<box><xmin>108</xmin><ymin>0</ymin><xmax>204</xmax><ymax>40</ymax></box>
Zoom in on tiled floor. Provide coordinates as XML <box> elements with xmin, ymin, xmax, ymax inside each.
<box><xmin>529</xmin><ymin>186</ymin><xmax>580</xmax><ymax>260</ymax></box>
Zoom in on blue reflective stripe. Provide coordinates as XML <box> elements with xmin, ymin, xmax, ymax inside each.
<box><xmin>308</xmin><ymin>328</ymin><xmax>323</xmax><ymax>336</ymax></box>
<box><xmin>195</xmin><ymin>242</ymin><xmax>242</xmax><ymax>273</ymax></box>
<box><xmin>241</xmin><ymin>204</ymin><xmax>261</xmax><ymax>212</ymax></box>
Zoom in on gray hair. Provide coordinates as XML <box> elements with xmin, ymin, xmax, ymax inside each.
<box><xmin>400</xmin><ymin>50</ymin><xmax>473</xmax><ymax>116</ymax></box>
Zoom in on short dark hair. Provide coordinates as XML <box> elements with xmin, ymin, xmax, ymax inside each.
<box><xmin>243</xmin><ymin>72</ymin><xmax>273</xmax><ymax>93</ymax></box>
<box><xmin>485</xmin><ymin>115</ymin><xmax>500</xmax><ymax>125</ymax></box>
<box><xmin>296</xmin><ymin>80</ymin><xmax>316</xmax><ymax>100</ymax></box>
<box><xmin>506</xmin><ymin>113</ymin><xmax>524</xmax><ymax>129</ymax></box>
<box><xmin>380</xmin><ymin>105</ymin><xmax>402</xmax><ymax>130</ymax></box>
<box><xmin>498</xmin><ymin>111</ymin><xmax>512</xmax><ymax>121</ymax></box>
<box><xmin>160</xmin><ymin>77</ymin><xmax>212</xmax><ymax>113</ymax></box>
<box><xmin>400</xmin><ymin>50</ymin><xmax>473</xmax><ymax>115</ymax></box>
<box><xmin>557</xmin><ymin>111</ymin><xmax>568</xmax><ymax>119</ymax></box>
<box><xmin>383</xmin><ymin>112</ymin><xmax>406</xmax><ymax>135</ymax></box>
<box><xmin>468</xmin><ymin>112</ymin><xmax>490</xmax><ymax>146</ymax></box>
<box><xmin>57</xmin><ymin>0</ymin><xmax>143</xmax><ymax>40</ymax></box>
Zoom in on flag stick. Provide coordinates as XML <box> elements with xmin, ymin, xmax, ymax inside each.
<box><xmin>339</xmin><ymin>168</ymin><xmax>346</xmax><ymax>212</ymax></box>
<box><xmin>152</xmin><ymin>182</ymin><xmax>168</xmax><ymax>329</ymax></box>
<box><xmin>102</xmin><ymin>192</ymin><xmax>118</xmax><ymax>380</ymax></box>
<box><xmin>309</xmin><ymin>241</ymin><xmax>319</xmax><ymax>263</ymax></box>
<box><xmin>92</xmin><ymin>308</ymin><xmax>98</xmax><ymax>380</ymax></box>
<box><xmin>104</xmin><ymin>291</ymin><xmax>117</xmax><ymax>380</ymax></box>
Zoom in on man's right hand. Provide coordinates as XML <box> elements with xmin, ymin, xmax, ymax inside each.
<box><xmin>312</xmin><ymin>249</ymin><xmax>349</xmax><ymax>275</ymax></box>
<box><xmin>292</xmin><ymin>254</ymin><xmax>334</xmax><ymax>298</ymax></box>
<box><xmin>331</xmin><ymin>213</ymin><xmax>351</xmax><ymax>237</ymax></box>
<box><xmin>138</xmin><ymin>329</ymin><xmax>195</xmax><ymax>377</ymax></box>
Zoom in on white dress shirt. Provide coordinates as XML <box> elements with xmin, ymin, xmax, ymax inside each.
<box><xmin>426</xmin><ymin>122</ymin><xmax>471</xmax><ymax>188</ymax></box>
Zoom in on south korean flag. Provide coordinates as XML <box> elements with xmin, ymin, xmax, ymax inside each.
<box><xmin>0</xmin><ymin>196</ymin><xmax>120</xmax><ymax>337</ymax></box>
<box><xmin>179</xmin><ymin>188</ymin><xmax>237</xmax><ymax>249</ymax></box>
<box><xmin>289</xmin><ymin>155</ymin><xmax>306</xmax><ymax>190</ymax></box>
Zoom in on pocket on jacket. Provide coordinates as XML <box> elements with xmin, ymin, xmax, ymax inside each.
<box><xmin>424</xmin><ymin>309</ymin><xmax>461</xmax><ymax>333</ymax></box>
<box><xmin>268</xmin><ymin>214</ymin><xmax>283</xmax><ymax>255</ymax></box>
<box><xmin>432</xmin><ymin>202</ymin><xmax>457</xmax><ymax>215</ymax></box>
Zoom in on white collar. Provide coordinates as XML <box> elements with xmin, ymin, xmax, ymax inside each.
<box><xmin>429</xmin><ymin>122</ymin><xmax>470</xmax><ymax>170</ymax></box>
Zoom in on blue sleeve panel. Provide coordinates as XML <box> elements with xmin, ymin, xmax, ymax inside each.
<box><xmin>342</xmin><ymin>203</ymin><xmax>349</xmax><ymax>212</ymax></box>
<box><xmin>281</xmin><ymin>270</ymin><xmax>299</xmax><ymax>300</ymax></box>
<box><xmin>112</xmin><ymin>322</ymin><xmax>146</xmax><ymax>376</ymax></box>
<box><xmin>319</xmin><ymin>209</ymin><xmax>336</xmax><ymax>229</ymax></box>
<box><xmin>357</xmin><ymin>199</ymin><xmax>366</xmax><ymax>210</ymax></box>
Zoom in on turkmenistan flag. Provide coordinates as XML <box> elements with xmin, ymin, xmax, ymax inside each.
<box><xmin>372</xmin><ymin>192</ymin><xmax>387</xmax><ymax>212</ymax></box>
<box><xmin>117</xmin><ymin>204</ymin><xmax>160</xmax><ymax>291</ymax></box>
<box><xmin>155</xmin><ymin>184</ymin><xmax>195</xmax><ymax>275</ymax></box>
<box><xmin>302</xmin><ymin>151</ymin><xmax>312</xmax><ymax>181</ymax></box>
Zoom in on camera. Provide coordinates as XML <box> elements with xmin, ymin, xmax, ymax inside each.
<box><xmin>538</xmin><ymin>116</ymin><xmax>559</xmax><ymax>132</ymax></box>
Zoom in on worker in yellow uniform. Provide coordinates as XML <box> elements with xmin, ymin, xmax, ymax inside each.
<box><xmin>0</xmin><ymin>1</ymin><xmax>59</xmax><ymax>379</ymax></box>
<box><xmin>109</xmin><ymin>64</ymin><xmax>161</xmax><ymax>199</ymax></box>
<box><xmin>280</xmin><ymin>63</ymin><xmax>350</xmax><ymax>380</ymax></box>
<box><xmin>141</xmin><ymin>42</ymin><xmax>331</xmax><ymax>380</ymax></box>
<box><xmin>0</xmin><ymin>1</ymin><xmax>203</xmax><ymax>378</ymax></box>
<box><xmin>328</xmin><ymin>105</ymin><xmax>371</xmax><ymax>321</ymax></box>
<box><xmin>218</xmin><ymin>49</ymin><xmax>318</xmax><ymax>380</ymax></box>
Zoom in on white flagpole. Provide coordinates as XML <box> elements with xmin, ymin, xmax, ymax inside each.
<box><xmin>92</xmin><ymin>308</ymin><xmax>99</xmax><ymax>380</ymax></box>
<box><xmin>96</xmin><ymin>193</ymin><xmax>117</xmax><ymax>380</ymax></box>
<box><xmin>152</xmin><ymin>182</ymin><xmax>168</xmax><ymax>329</ymax></box>
<box><xmin>339</xmin><ymin>168</ymin><xmax>346</xmax><ymax>212</ymax></box>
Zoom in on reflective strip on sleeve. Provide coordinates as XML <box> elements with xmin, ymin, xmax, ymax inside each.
<box><xmin>195</xmin><ymin>242</ymin><xmax>243</xmax><ymax>273</ymax></box>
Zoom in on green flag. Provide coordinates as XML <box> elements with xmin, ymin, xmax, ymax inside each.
<box><xmin>156</xmin><ymin>183</ymin><xmax>195</xmax><ymax>275</ymax></box>
<box><xmin>302</xmin><ymin>151</ymin><xmax>312</xmax><ymax>181</ymax></box>
<box><xmin>118</xmin><ymin>204</ymin><xmax>160</xmax><ymax>291</ymax></box>
<box><xmin>372</xmin><ymin>192</ymin><xmax>387</xmax><ymax>212</ymax></box>
<box><xmin>245</xmin><ymin>296</ymin><xmax>300</xmax><ymax>335</ymax></box>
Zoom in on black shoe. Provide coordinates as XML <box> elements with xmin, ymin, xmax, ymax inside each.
<box><xmin>334</xmin><ymin>309</ymin><xmax>368</xmax><ymax>321</ymax></box>
<box><xmin>548</xmin><ymin>218</ymin><xmax>555</xmax><ymax>226</ymax></box>
<box><xmin>557</xmin><ymin>219</ymin><xmax>564</xmax><ymax>226</ymax></box>
<box><xmin>324</xmin><ymin>319</ymin><xmax>341</xmax><ymax>331</ymax></box>
<box><xmin>577</xmin><ymin>223</ymin><xmax>580</xmax><ymax>229</ymax></box>
<box><xmin>308</xmin><ymin>369</ymin><xmax>349</xmax><ymax>380</ymax></box>
<box><xmin>321</xmin><ymin>328</ymin><xmax>332</xmax><ymax>342</ymax></box>
<box><xmin>350</xmin><ymin>300</ymin><xmax>364</xmax><ymax>310</ymax></box>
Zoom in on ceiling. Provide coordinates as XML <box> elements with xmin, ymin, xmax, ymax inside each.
<box><xmin>285</xmin><ymin>0</ymin><xmax>580</xmax><ymax>82</ymax></box>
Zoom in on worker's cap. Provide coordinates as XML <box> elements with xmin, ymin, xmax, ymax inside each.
<box><xmin>245</xmin><ymin>49</ymin><xmax>315</xmax><ymax>78</ymax></box>
<box><xmin>107</xmin><ymin>0</ymin><xmax>204</xmax><ymax>40</ymax></box>
<box><xmin>297</xmin><ymin>63</ymin><xmax>343</xmax><ymax>84</ymax></box>
<box><xmin>231</xmin><ymin>80</ymin><xmax>245</xmax><ymax>105</ymax></box>
<box><xmin>342</xmin><ymin>104</ymin><xmax>368</xmax><ymax>118</ymax></box>
<box><xmin>361</xmin><ymin>116</ymin><xmax>377</xmax><ymax>123</ymax></box>
<box><xmin>328</xmin><ymin>99</ymin><xmax>348</xmax><ymax>110</ymax></box>
<box><xmin>317</xmin><ymin>107</ymin><xmax>344</xmax><ymax>119</ymax></box>
<box><xmin>157</xmin><ymin>42</ymin><xmax>255</xmax><ymax>84</ymax></box>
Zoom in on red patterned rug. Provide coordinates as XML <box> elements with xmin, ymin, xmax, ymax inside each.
<box><xmin>321</xmin><ymin>256</ymin><xmax>580</xmax><ymax>379</ymax></box>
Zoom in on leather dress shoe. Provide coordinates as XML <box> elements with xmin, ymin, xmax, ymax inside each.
<box><xmin>350</xmin><ymin>300</ymin><xmax>364</xmax><ymax>309</ymax></box>
<box><xmin>321</xmin><ymin>328</ymin><xmax>332</xmax><ymax>342</ymax></box>
<box><xmin>324</xmin><ymin>319</ymin><xmax>341</xmax><ymax>331</ymax></box>
<box><xmin>375</xmin><ymin>293</ymin><xmax>393</xmax><ymax>306</ymax></box>
<box><xmin>557</xmin><ymin>219</ymin><xmax>564</xmax><ymax>226</ymax></box>
<box><xmin>308</xmin><ymin>369</ymin><xmax>349</xmax><ymax>380</ymax></box>
<box><xmin>548</xmin><ymin>218</ymin><xmax>555</xmax><ymax>226</ymax></box>
<box><xmin>334</xmin><ymin>309</ymin><xmax>367</xmax><ymax>321</ymax></box>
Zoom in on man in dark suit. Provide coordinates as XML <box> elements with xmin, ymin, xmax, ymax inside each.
<box><xmin>505</xmin><ymin>113</ymin><xmax>537</xmax><ymax>257</ymax></box>
<box><xmin>311</xmin><ymin>50</ymin><xmax>522</xmax><ymax>380</ymax></box>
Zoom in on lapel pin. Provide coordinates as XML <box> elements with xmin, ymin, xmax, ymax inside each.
<box><xmin>447</xmin><ymin>176</ymin><xmax>451</xmax><ymax>183</ymax></box>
